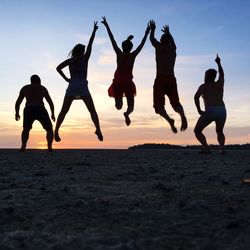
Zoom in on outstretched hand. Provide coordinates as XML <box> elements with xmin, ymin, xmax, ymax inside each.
<box><xmin>198</xmin><ymin>110</ymin><xmax>205</xmax><ymax>116</ymax></box>
<box><xmin>215</xmin><ymin>54</ymin><xmax>221</xmax><ymax>64</ymax></box>
<box><xmin>101</xmin><ymin>16</ymin><xmax>108</xmax><ymax>27</ymax></box>
<box><xmin>93</xmin><ymin>21</ymin><xmax>98</xmax><ymax>31</ymax></box>
<box><xmin>51</xmin><ymin>114</ymin><xmax>56</xmax><ymax>122</ymax></box>
<box><xmin>149</xmin><ymin>20</ymin><xmax>156</xmax><ymax>30</ymax></box>
<box><xmin>15</xmin><ymin>113</ymin><xmax>20</xmax><ymax>121</ymax></box>
<box><xmin>161</xmin><ymin>25</ymin><xmax>169</xmax><ymax>33</ymax></box>
<box><xmin>145</xmin><ymin>22</ymin><xmax>151</xmax><ymax>34</ymax></box>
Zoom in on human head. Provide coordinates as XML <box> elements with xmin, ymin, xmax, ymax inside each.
<box><xmin>204</xmin><ymin>69</ymin><xmax>217</xmax><ymax>83</ymax></box>
<box><xmin>30</xmin><ymin>75</ymin><xmax>41</xmax><ymax>85</ymax></box>
<box><xmin>160</xmin><ymin>33</ymin><xmax>172</xmax><ymax>45</ymax></box>
<box><xmin>70</xmin><ymin>43</ymin><xmax>85</xmax><ymax>57</ymax></box>
<box><xmin>122</xmin><ymin>35</ymin><xmax>134</xmax><ymax>53</ymax></box>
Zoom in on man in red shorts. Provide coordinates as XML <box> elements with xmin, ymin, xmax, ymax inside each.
<box><xmin>15</xmin><ymin>75</ymin><xmax>55</xmax><ymax>152</ymax></box>
<box><xmin>149</xmin><ymin>20</ymin><xmax>187</xmax><ymax>133</ymax></box>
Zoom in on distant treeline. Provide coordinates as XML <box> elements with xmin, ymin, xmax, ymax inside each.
<box><xmin>129</xmin><ymin>143</ymin><xmax>250</xmax><ymax>150</ymax></box>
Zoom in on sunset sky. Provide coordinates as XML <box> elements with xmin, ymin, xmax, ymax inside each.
<box><xmin>0</xmin><ymin>0</ymin><xmax>249</xmax><ymax>149</ymax></box>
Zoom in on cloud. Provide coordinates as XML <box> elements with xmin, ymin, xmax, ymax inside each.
<box><xmin>74</xmin><ymin>33</ymin><xmax>89</xmax><ymax>43</ymax></box>
<box><xmin>135</xmin><ymin>50</ymin><xmax>155</xmax><ymax>67</ymax></box>
<box><xmin>194</xmin><ymin>24</ymin><xmax>225</xmax><ymax>40</ymax></box>
<box><xmin>97</xmin><ymin>49</ymin><xmax>116</xmax><ymax>65</ymax></box>
<box><xmin>46</xmin><ymin>61</ymin><xmax>58</xmax><ymax>70</ymax></box>
<box><xmin>176</xmin><ymin>54</ymin><xmax>214</xmax><ymax>66</ymax></box>
<box><xmin>95</xmin><ymin>36</ymin><xmax>108</xmax><ymax>45</ymax></box>
<box><xmin>74</xmin><ymin>33</ymin><xmax>107</xmax><ymax>45</ymax></box>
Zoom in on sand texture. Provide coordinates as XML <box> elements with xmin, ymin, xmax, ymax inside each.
<box><xmin>1</xmin><ymin>149</ymin><xmax>250</xmax><ymax>250</ymax></box>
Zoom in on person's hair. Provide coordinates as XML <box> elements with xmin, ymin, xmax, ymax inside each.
<box><xmin>30</xmin><ymin>74</ymin><xmax>41</xmax><ymax>85</ymax></box>
<box><xmin>122</xmin><ymin>35</ymin><xmax>134</xmax><ymax>53</ymax></box>
<box><xmin>205</xmin><ymin>69</ymin><xmax>217</xmax><ymax>82</ymax></box>
<box><xmin>160</xmin><ymin>33</ymin><xmax>171</xmax><ymax>44</ymax></box>
<box><xmin>69</xmin><ymin>44</ymin><xmax>86</xmax><ymax>57</ymax></box>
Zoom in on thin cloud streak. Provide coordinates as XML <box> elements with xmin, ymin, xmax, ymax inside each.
<box><xmin>75</xmin><ymin>33</ymin><xmax>107</xmax><ymax>45</ymax></box>
<box><xmin>97</xmin><ymin>49</ymin><xmax>116</xmax><ymax>65</ymax></box>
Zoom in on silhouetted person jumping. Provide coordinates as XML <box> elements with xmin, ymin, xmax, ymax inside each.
<box><xmin>149</xmin><ymin>20</ymin><xmax>187</xmax><ymax>133</ymax></box>
<box><xmin>15</xmin><ymin>75</ymin><xmax>55</xmax><ymax>152</ymax></box>
<box><xmin>54</xmin><ymin>21</ymin><xmax>103</xmax><ymax>142</ymax></box>
<box><xmin>101</xmin><ymin>16</ymin><xmax>150</xmax><ymax>126</ymax></box>
<box><xmin>194</xmin><ymin>54</ymin><xmax>226</xmax><ymax>154</ymax></box>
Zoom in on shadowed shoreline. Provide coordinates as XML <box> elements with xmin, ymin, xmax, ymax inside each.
<box><xmin>129</xmin><ymin>143</ymin><xmax>250</xmax><ymax>150</ymax></box>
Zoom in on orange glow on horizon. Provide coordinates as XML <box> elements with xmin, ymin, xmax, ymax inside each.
<box><xmin>1</xmin><ymin>112</ymin><xmax>249</xmax><ymax>149</ymax></box>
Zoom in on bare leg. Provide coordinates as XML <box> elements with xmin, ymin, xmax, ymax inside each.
<box><xmin>46</xmin><ymin>128</ymin><xmax>54</xmax><ymax>152</ymax></box>
<box><xmin>155</xmin><ymin>106</ymin><xmax>177</xmax><ymax>133</ymax></box>
<box><xmin>54</xmin><ymin>96</ymin><xmax>74</xmax><ymax>142</ymax></box>
<box><xmin>174</xmin><ymin>104</ymin><xmax>188</xmax><ymax>131</ymax></box>
<box><xmin>124</xmin><ymin>97</ymin><xmax>134</xmax><ymax>126</ymax></box>
<box><xmin>83</xmin><ymin>96</ymin><xmax>103</xmax><ymax>141</ymax></box>
<box><xmin>20</xmin><ymin>129</ymin><xmax>30</xmax><ymax>152</ymax></box>
<box><xmin>216</xmin><ymin>119</ymin><xmax>226</xmax><ymax>153</ymax></box>
<box><xmin>194</xmin><ymin>115</ymin><xmax>212</xmax><ymax>153</ymax></box>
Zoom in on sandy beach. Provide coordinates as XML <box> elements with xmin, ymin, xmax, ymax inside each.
<box><xmin>1</xmin><ymin>149</ymin><xmax>250</xmax><ymax>250</ymax></box>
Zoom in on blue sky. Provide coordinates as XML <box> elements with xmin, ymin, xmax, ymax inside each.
<box><xmin>0</xmin><ymin>0</ymin><xmax>249</xmax><ymax>148</ymax></box>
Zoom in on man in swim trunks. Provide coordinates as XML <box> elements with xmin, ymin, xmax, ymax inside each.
<box><xmin>15</xmin><ymin>75</ymin><xmax>55</xmax><ymax>152</ymax></box>
<box><xmin>149</xmin><ymin>20</ymin><xmax>187</xmax><ymax>133</ymax></box>
<box><xmin>194</xmin><ymin>54</ymin><xmax>226</xmax><ymax>154</ymax></box>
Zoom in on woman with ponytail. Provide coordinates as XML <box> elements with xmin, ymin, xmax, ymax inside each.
<box><xmin>54</xmin><ymin>22</ymin><xmax>103</xmax><ymax>142</ymax></box>
<box><xmin>101</xmin><ymin>17</ymin><xmax>150</xmax><ymax>126</ymax></box>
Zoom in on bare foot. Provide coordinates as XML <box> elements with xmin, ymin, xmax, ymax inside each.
<box><xmin>124</xmin><ymin>112</ymin><xmax>131</xmax><ymax>126</ymax></box>
<box><xmin>95</xmin><ymin>130</ymin><xmax>103</xmax><ymax>141</ymax></box>
<box><xmin>54</xmin><ymin>131</ymin><xmax>61</xmax><ymax>142</ymax></box>
<box><xmin>181</xmin><ymin>116</ymin><xmax>188</xmax><ymax>131</ymax></box>
<box><xmin>169</xmin><ymin>119</ymin><xmax>177</xmax><ymax>133</ymax></box>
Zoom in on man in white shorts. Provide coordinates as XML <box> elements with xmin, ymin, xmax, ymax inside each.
<box><xmin>194</xmin><ymin>54</ymin><xmax>226</xmax><ymax>154</ymax></box>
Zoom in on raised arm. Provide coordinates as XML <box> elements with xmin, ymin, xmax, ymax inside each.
<box><xmin>149</xmin><ymin>20</ymin><xmax>159</xmax><ymax>47</ymax></box>
<box><xmin>15</xmin><ymin>87</ymin><xmax>25</xmax><ymax>121</ymax></box>
<box><xmin>85</xmin><ymin>21</ymin><xmax>98</xmax><ymax>60</ymax></box>
<box><xmin>56</xmin><ymin>59</ymin><xmax>71</xmax><ymax>82</ymax></box>
<box><xmin>215</xmin><ymin>54</ymin><xmax>224</xmax><ymax>83</ymax></box>
<box><xmin>194</xmin><ymin>85</ymin><xmax>205</xmax><ymax>115</ymax></box>
<box><xmin>44</xmin><ymin>88</ymin><xmax>55</xmax><ymax>122</ymax></box>
<box><xmin>161</xmin><ymin>25</ymin><xmax>176</xmax><ymax>50</ymax></box>
<box><xmin>101</xmin><ymin>16</ymin><xmax>121</xmax><ymax>54</ymax></box>
<box><xmin>132</xmin><ymin>22</ymin><xmax>150</xmax><ymax>56</ymax></box>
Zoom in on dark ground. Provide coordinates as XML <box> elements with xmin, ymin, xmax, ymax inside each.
<box><xmin>0</xmin><ymin>149</ymin><xmax>250</xmax><ymax>250</ymax></box>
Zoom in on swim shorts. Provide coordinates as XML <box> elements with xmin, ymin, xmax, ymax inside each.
<box><xmin>153</xmin><ymin>75</ymin><xmax>181</xmax><ymax>110</ymax></box>
<box><xmin>23</xmin><ymin>105</ymin><xmax>52</xmax><ymax>131</ymax></box>
<box><xmin>202</xmin><ymin>106</ymin><xmax>227</xmax><ymax>123</ymax></box>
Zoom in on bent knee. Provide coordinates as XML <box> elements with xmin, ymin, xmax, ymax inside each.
<box><xmin>128</xmin><ymin>105</ymin><xmax>134</xmax><ymax>112</ymax></box>
<box><xmin>23</xmin><ymin>127</ymin><xmax>31</xmax><ymax>132</ymax></box>
<box><xmin>216</xmin><ymin>129</ymin><xmax>224</xmax><ymax>135</ymax></box>
<box><xmin>194</xmin><ymin>127</ymin><xmax>201</xmax><ymax>135</ymax></box>
<box><xmin>45</xmin><ymin>127</ymin><xmax>53</xmax><ymax>133</ymax></box>
<box><xmin>172</xmin><ymin>103</ymin><xmax>182</xmax><ymax>113</ymax></box>
<box><xmin>154</xmin><ymin>106</ymin><xmax>163</xmax><ymax>114</ymax></box>
<box><xmin>60</xmin><ymin>108</ymin><xmax>70</xmax><ymax>115</ymax></box>
<box><xmin>115</xmin><ymin>98</ymin><xmax>123</xmax><ymax>110</ymax></box>
<box><xmin>115</xmin><ymin>103</ymin><xmax>123</xmax><ymax>110</ymax></box>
